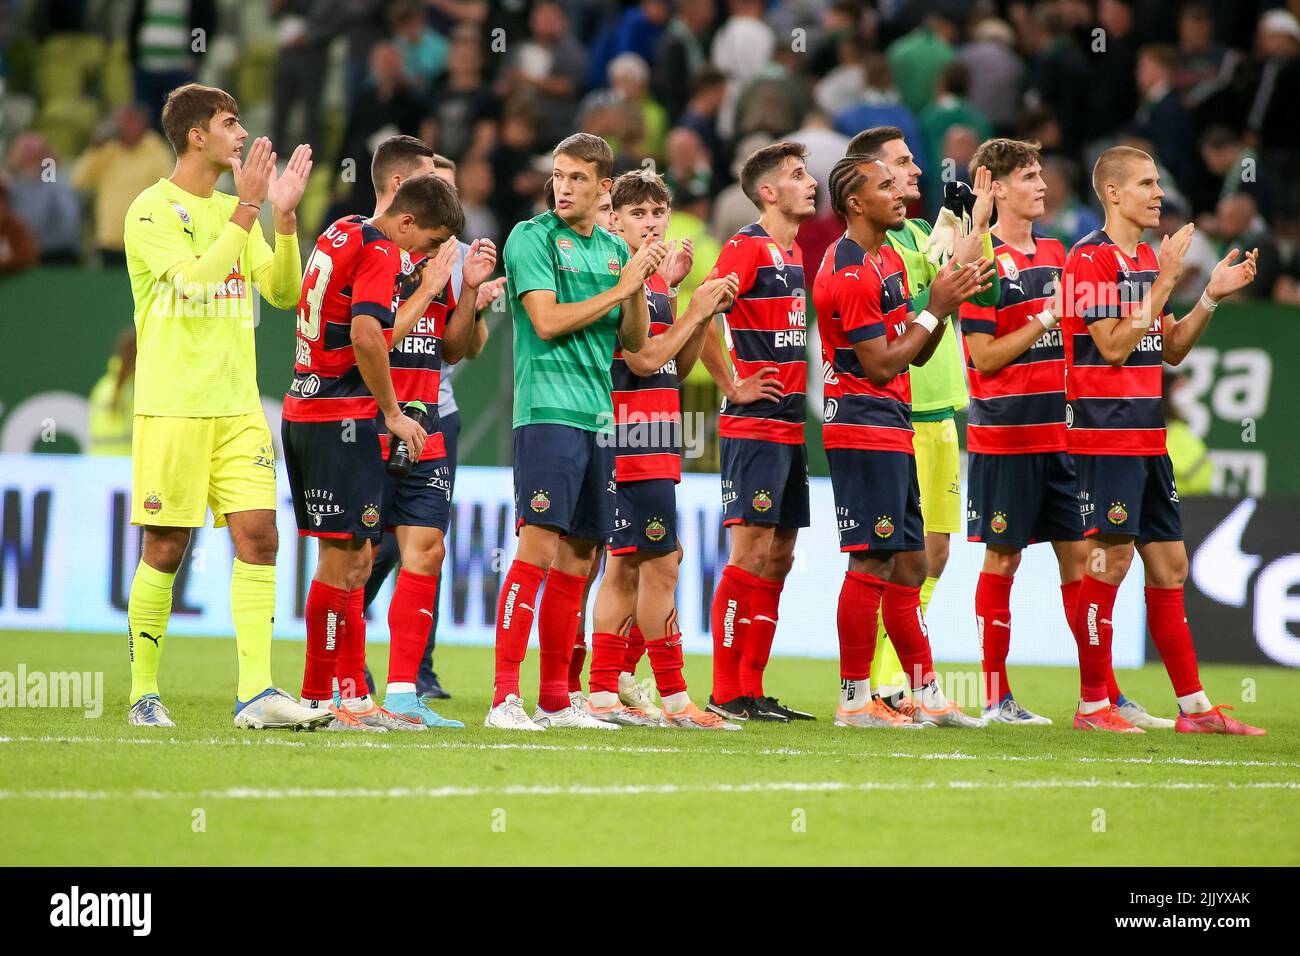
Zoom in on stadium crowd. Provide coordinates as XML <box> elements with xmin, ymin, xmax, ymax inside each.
<box><xmin>3</xmin><ymin>0</ymin><xmax>1299</xmax><ymax>303</ymax></box>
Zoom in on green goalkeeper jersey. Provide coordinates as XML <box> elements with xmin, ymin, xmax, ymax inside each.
<box><xmin>885</xmin><ymin>217</ymin><xmax>999</xmax><ymax>414</ymax></box>
<box><xmin>505</xmin><ymin>210</ymin><xmax>630</xmax><ymax>432</ymax></box>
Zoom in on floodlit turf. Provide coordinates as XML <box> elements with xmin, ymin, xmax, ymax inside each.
<box><xmin>1</xmin><ymin>631</ymin><xmax>1296</xmax><ymax>866</ymax></box>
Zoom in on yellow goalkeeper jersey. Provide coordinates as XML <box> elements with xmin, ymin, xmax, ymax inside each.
<box><xmin>124</xmin><ymin>178</ymin><xmax>301</xmax><ymax>417</ymax></box>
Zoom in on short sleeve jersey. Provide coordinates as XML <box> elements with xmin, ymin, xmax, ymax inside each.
<box><xmin>282</xmin><ymin>216</ymin><xmax>403</xmax><ymax>423</ymax></box>
<box><xmin>712</xmin><ymin>223</ymin><xmax>808</xmax><ymax>444</ymax></box>
<box><xmin>959</xmin><ymin>234</ymin><xmax>1068</xmax><ymax>454</ymax></box>
<box><xmin>812</xmin><ymin>234</ymin><xmax>915</xmax><ymax>454</ymax></box>
<box><xmin>1062</xmin><ymin>229</ymin><xmax>1168</xmax><ymax>455</ymax></box>
<box><xmin>505</xmin><ymin>210</ymin><xmax>630</xmax><ymax>433</ymax></box>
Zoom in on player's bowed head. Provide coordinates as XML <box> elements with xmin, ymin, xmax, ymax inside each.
<box><xmin>376</xmin><ymin>173</ymin><xmax>465</xmax><ymax>258</ymax></box>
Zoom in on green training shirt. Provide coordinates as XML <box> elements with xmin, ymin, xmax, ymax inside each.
<box><xmin>505</xmin><ymin>210</ymin><xmax>630</xmax><ymax>432</ymax></box>
<box><xmin>886</xmin><ymin>217</ymin><xmax>999</xmax><ymax>414</ymax></box>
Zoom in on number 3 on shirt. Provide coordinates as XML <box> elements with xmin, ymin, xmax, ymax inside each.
<box><xmin>297</xmin><ymin>248</ymin><xmax>334</xmax><ymax>342</ymax></box>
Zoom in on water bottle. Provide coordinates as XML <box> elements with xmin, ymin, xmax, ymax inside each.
<box><xmin>386</xmin><ymin>400</ymin><xmax>431</xmax><ymax>478</ymax></box>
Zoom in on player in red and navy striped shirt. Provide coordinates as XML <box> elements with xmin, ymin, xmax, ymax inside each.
<box><xmin>959</xmin><ymin>138</ymin><xmax>1158</xmax><ymax>728</ymax></box>
<box><xmin>1063</xmin><ymin>145</ymin><xmax>1263</xmax><ymax>735</ymax></box>
<box><xmin>698</xmin><ymin>142</ymin><xmax>817</xmax><ymax>722</ymax></box>
<box><xmin>585</xmin><ymin>170</ymin><xmax>740</xmax><ymax>729</ymax></box>
<box><xmin>282</xmin><ymin>174</ymin><xmax>461</xmax><ymax>722</ymax></box>
<box><xmin>814</xmin><ymin>153</ymin><xmax>993</xmax><ymax>729</ymax></box>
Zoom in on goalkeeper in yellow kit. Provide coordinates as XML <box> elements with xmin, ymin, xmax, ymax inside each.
<box><xmin>122</xmin><ymin>83</ymin><xmax>327</xmax><ymax>729</ymax></box>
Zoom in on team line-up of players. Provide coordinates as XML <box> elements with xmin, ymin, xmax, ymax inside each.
<box><xmin>120</xmin><ymin>82</ymin><xmax>1265</xmax><ymax>737</ymax></box>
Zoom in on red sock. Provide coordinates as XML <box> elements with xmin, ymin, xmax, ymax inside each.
<box><xmin>623</xmin><ymin>624</ymin><xmax>646</xmax><ymax>674</ymax></box>
<box><xmin>337</xmin><ymin>588</ymin><xmax>368</xmax><ymax>700</ymax></box>
<box><xmin>838</xmin><ymin>571</ymin><xmax>884</xmax><ymax>681</ymax></box>
<box><xmin>1073</xmin><ymin>575</ymin><xmax>1118</xmax><ymax>702</ymax></box>
<box><xmin>386</xmin><ymin>569</ymin><xmax>439</xmax><ymax>686</ymax></box>
<box><xmin>569</xmin><ymin>620</ymin><xmax>588</xmax><ymax>693</ymax></box>
<box><xmin>647</xmin><ymin>633</ymin><xmax>688</xmax><ymax>697</ymax></box>
<box><xmin>976</xmin><ymin>571</ymin><xmax>1014</xmax><ymax>707</ymax></box>
<box><xmin>711</xmin><ymin>564</ymin><xmax>757</xmax><ymax>702</ymax></box>
<box><xmin>589</xmin><ymin>631</ymin><xmax>626</xmax><ymax>695</ymax></box>
<box><xmin>881</xmin><ymin>581</ymin><xmax>936</xmax><ymax>689</ymax></box>
<box><xmin>1145</xmin><ymin>585</ymin><xmax>1203</xmax><ymax>697</ymax></box>
<box><xmin>537</xmin><ymin>568</ymin><xmax>586</xmax><ymax>711</ymax></box>
<box><xmin>493</xmin><ymin>560</ymin><xmax>546</xmax><ymax>706</ymax></box>
<box><xmin>1063</xmin><ymin>578</ymin><xmax>1122</xmax><ymax>702</ymax></box>
<box><xmin>740</xmin><ymin>576</ymin><xmax>783</xmax><ymax>697</ymax></box>
<box><xmin>302</xmin><ymin>580</ymin><xmax>348</xmax><ymax>701</ymax></box>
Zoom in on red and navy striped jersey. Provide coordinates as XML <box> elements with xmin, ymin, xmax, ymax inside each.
<box><xmin>610</xmin><ymin>272</ymin><xmax>681</xmax><ymax>482</ymax></box>
<box><xmin>1062</xmin><ymin>229</ymin><xmax>1169</xmax><ymax>455</ymax></box>
<box><xmin>812</xmin><ymin>234</ymin><xmax>915</xmax><ymax>454</ymax></box>
<box><xmin>959</xmin><ymin>234</ymin><xmax>1067</xmax><ymax>454</ymax></box>
<box><xmin>375</xmin><ymin>256</ymin><xmax>458</xmax><ymax>462</ymax></box>
<box><xmin>283</xmin><ymin>216</ymin><xmax>402</xmax><ymax>422</ymax></box>
<box><xmin>713</xmin><ymin>223</ymin><xmax>807</xmax><ymax>444</ymax></box>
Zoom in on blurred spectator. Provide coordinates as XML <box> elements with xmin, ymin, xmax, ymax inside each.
<box><xmin>1200</xmin><ymin>125</ymin><xmax>1276</xmax><ymax>221</ymax></box>
<box><xmin>1163</xmin><ymin>370</ymin><xmax>1214</xmax><ymax>495</ymax></box>
<box><xmin>815</xmin><ymin>32</ymin><xmax>868</xmax><ymax>118</ymax></box>
<box><xmin>919</xmin><ymin>61</ymin><xmax>993</xmax><ymax>192</ymax></box>
<box><xmin>1208</xmin><ymin>192</ymin><xmax>1281</xmax><ymax>300</ymax></box>
<box><xmin>1017</xmin><ymin>106</ymin><xmax>1064</xmax><ymax>157</ymax></box>
<box><xmin>390</xmin><ymin>0</ymin><xmax>449</xmax><ymax>94</ymax></box>
<box><xmin>72</xmin><ymin>105</ymin><xmax>173</xmax><ymax>266</ymax></box>
<box><xmin>960</xmin><ymin>17</ymin><xmax>1024</xmax><ymax>133</ymax></box>
<box><xmin>1085</xmin><ymin>0</ymin><xmax>1140</xmax><ymax>144</ymax></box>
<box><xmin>88</xmin><ymin>329</ymin><xmax>136</xmax><ymax>457</ymax></box>
<box><xmin>271</xmin><ymin>0</ymin><xmax>339</xmax><ymax>155</ymax></box>
<box><xmin>457</xmin><ymin>157</ymin><xmax>499</xmax><ymax>246</ymax></box>
<box><xmin>786</xmin><ymin>109</ymin><xmax>849</xmax><ymax>209</ymax></box>
<box><xmin>711</xmin><ymin>0</ymin><xmax>776</xmax><ymax>138</ymax></box>
<box><xmin>1176</xmin><ymin>2</ymin><xmax>1238</xmax><ymax>110</ymax></box>
<box><xmin>663</xmin><ymin>127</ymin><xmax>713</xmax><ymax>201</ymax></box>
<box><xmin>664</xmin><ymin>182</ymin><xmax>721</xmax><ymax>311</ymax></box>
<box><xmin>5</xmin><ymin>133</ymin><xmax>81</xmax><ymax>264</ymax></box>
<box><xmin>1022</xmin><ymin>1</ymin><xmax>1091</xmax><ymax>156</ymax></box>
<box><xmin>488</xmin><ymin>100</ymin><xmax>545</xmax><ymax>231</ymax></box>
<box><xmin>834</xmin><ymin>54</ymin><xmax>926</xmax><ymax>174</ymax></box>
<box><xmin>1038</xmin><ymin>156</ymin><xmax>1100</xmax><ymax>248</ymax></box>
<box><xmin>1132</xmin><ymin>45</ymin><xmax>1194</xmax><ymax>193</ymax></box>
<box><xmin>678</xmin><ymin>68</ymin><xmax>727</xmax><ymax>160</ymax></box>
<box><xmin>1241</xmin><ymin>8</ymin><xmax>1300</xmax><ymax>206</ymax></box>
<box><xmin>886</xmin><ymin>8</ymin><xmax>957</xmax><ymax>115</ymax></box>
<box><xmin>580</xmin><ymin>53</ymin><xmax>669</xmax><ymax>161</ymax></box>
<box><xmin>586</xmin><ymin>0</ymin><xmax>673</xmax><ymax>93</ymax></box>
<box><xmin>711</xmin><ymin>132</ymin><xmax>772</xmax><ymax>242</ymax></box>
<box><xmin>128</xmin><ymin>0</ymin><xmax>217</xmax><ymax>124</ymax></box>
<box><xmin>0</xmin><ymin>181</ymin><xmax>39</xmax><ymax>276</ymax></box>
<box><xmin>422</xmin><ymin>25</ymin><xmax>498</xmax><ymax>163</ymax></box>
<box><xmin>497</xmin><ymin>1</ymin><xmax>588</xmax><ymax>147</ymax></box>
<box><xmin>1150</xmin><ymin>198</ymin><xmax>1219</xmax><ymax>301</ymax></box>
<box><xmin>811</xmin><ymin>0</ymin><xmax>868</xmax><ymax>78</ymax></box>
<box><xmin>733</xmin><ymin>47</ymin><xmax>814</xmax><ymax>141</ymax></box>
<box><xmin>339</xmin><ymin>0</ymin><xmax>389</xmax><ymax>105</ymax></box>
<box><xmin>652</xmin><ymin>0</ymin><xmax>717</xmax><ymax>119</ymax></box>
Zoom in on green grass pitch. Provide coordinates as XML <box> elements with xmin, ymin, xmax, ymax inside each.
<box><xmin>1</xmin><ymin>631</ymin><xmax>1297</xmax><ymax>866</ymax></box>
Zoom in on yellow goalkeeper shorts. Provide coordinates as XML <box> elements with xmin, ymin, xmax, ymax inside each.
<box><xmin>912</xmin><ymin>417</ymin><xmax>963</xmax><ymax>535</ymax></box>
<box><xmin>131</xmin><ymin>413</ymin><xmax>277</xmax><ymax>528</ymax></box>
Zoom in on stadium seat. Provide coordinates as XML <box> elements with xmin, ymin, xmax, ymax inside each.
<box><xmin>36</xmin><ymin>96</ymin><xmax>101</xmax><ymax>160</ymax></box>
<box><xmin>102</xmin><ymin>40</ymin><xmax>134</xmax><ymax>108</ymax></box>
<box><xmin>236</xmin><ymin>40</ymin><xmax>279</xmax><ymax>108</ymax></box>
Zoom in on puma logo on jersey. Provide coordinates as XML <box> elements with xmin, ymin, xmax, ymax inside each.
<box><xmin>842</xmin><ymin>269</ymin><xmax>860</xmax><ymax>280</ymax></box>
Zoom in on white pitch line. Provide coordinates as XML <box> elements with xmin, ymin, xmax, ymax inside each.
<box><xmin>1</xmin><ymin>734</ymin><xmax>1296</xmax><ymax>771</ymax></box>
<box><xmin>1</xmin><ymin>779</ymin><xmax>1299</xmax><ymax>802</ymax></box>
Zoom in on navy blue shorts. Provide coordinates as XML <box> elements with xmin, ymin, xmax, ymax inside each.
<box><xmin>283</xmin><ymin>418</ymin><xmax>385</xmax><ymax>540</ymax></box>
<box><xmin>720</xmin><ymin>437</ymin><xmax>810</xmax><ymax>529</ymax></box>
<box><xmin>382</xmin><ymin>455</ymin><xmax>451</xmax><ymax>532</ymax></box>
<box><xmin>609</xmin><ymin>478</ymin><xmax>679</xmax><ymax>555</ymax></box>
<box><xmin>826</xmin><ymin>448</ymin><xmax>925</xmax><ymax>552</ymax></box>
<box><xmin>513</xmin><ymin>423</ymin><xmax>615</xmax><ymax>541</ymax></box>
<box><xmin>967</xmin><ymin>451</ymin><xmax>1083</xmax><ymax>549</ymax></box>
<box><xmin>1074</xmin><ymin>453</ymin><xmax>1183</xmax><ymax>543</ymax></box>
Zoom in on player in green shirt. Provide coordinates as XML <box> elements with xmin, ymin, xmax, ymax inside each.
<box><xmin>846</xmin><ymin>126</ymin><xmax>999</xmax><ymax>704</ymax></box>
<box><xmin>487</xmin><ymin>133</ymin><xmax>668</xmax><ymax>731</ymax></box>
